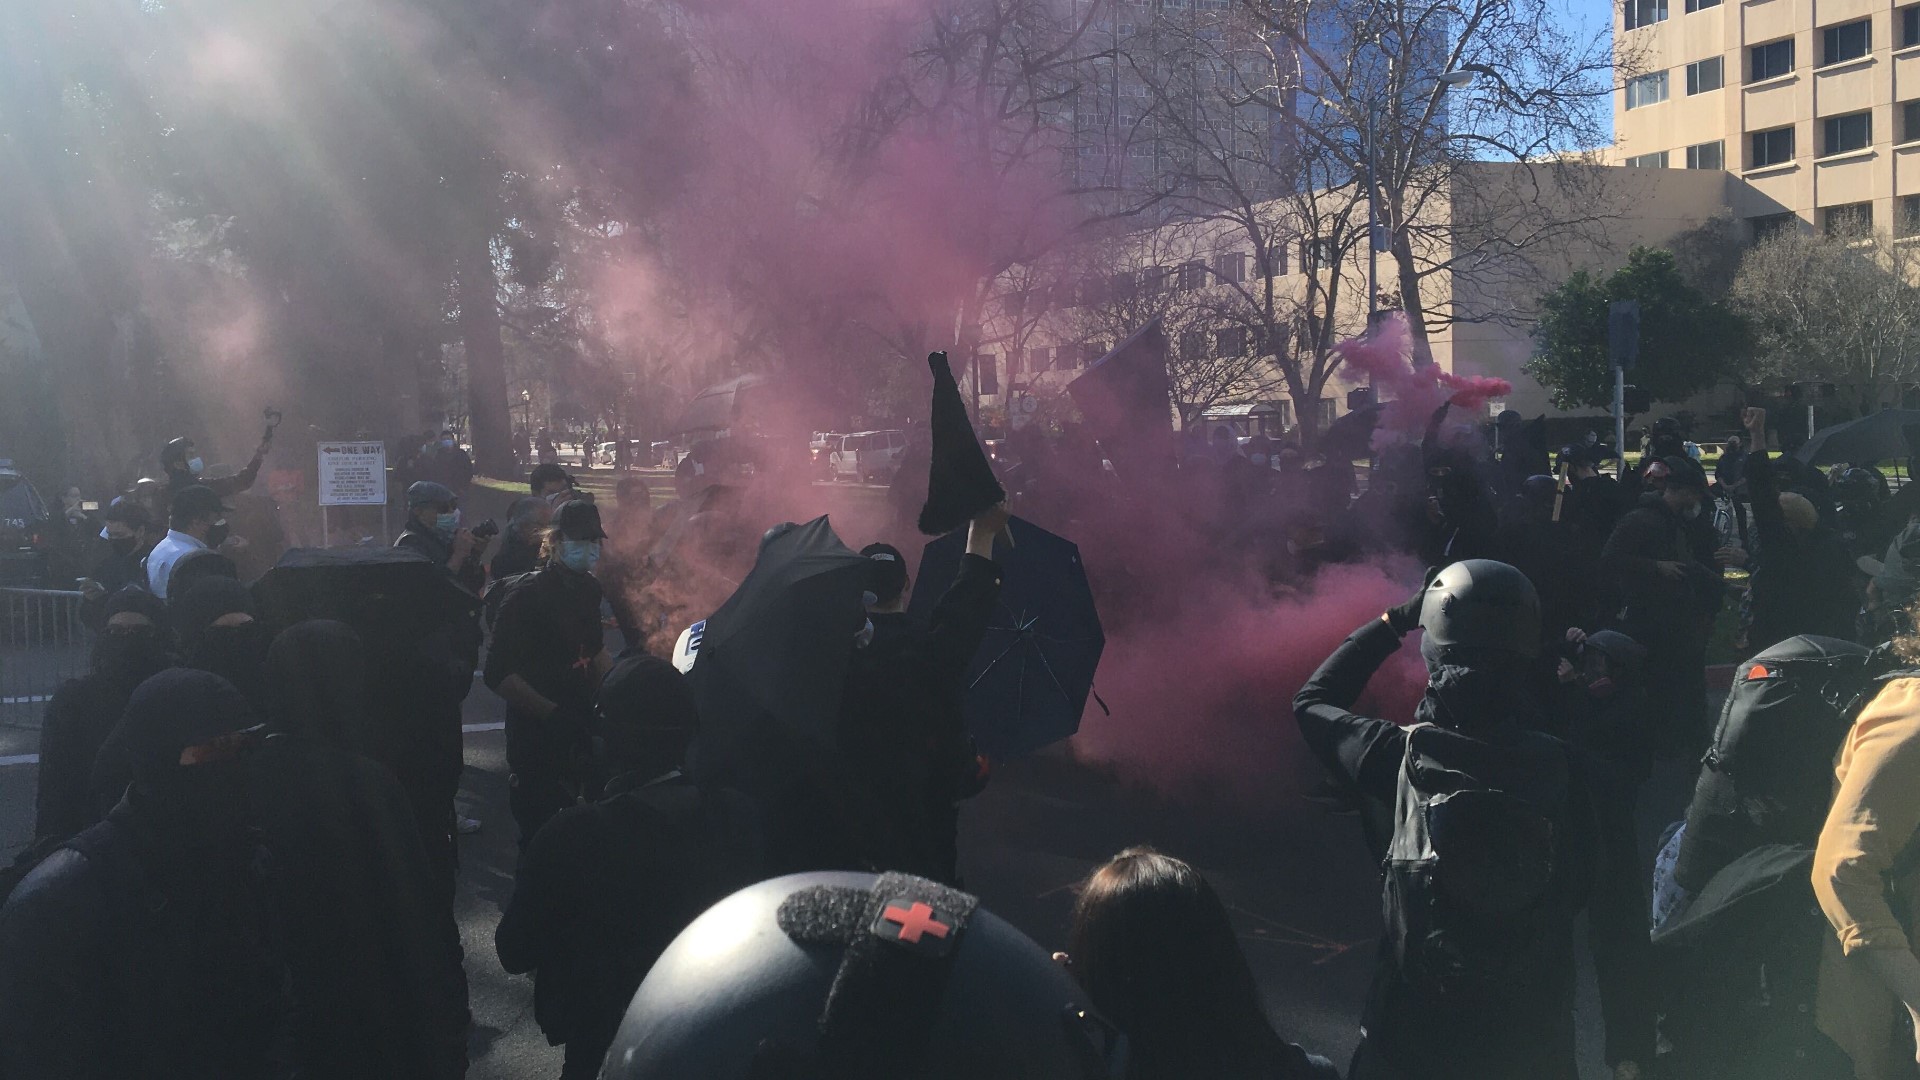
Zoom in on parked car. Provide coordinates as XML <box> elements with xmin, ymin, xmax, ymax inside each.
<box><xmin>0</xmin><ymin>460</ymin><xmax>53</xmax><ymax>587</ymax></box>
<box><xmin>830</xmin><ymin>430</ymin><xmax>907</xmax><ymax>483</ymax></box>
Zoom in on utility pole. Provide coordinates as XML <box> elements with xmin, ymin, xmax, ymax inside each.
<box><xmin>1609</xmin><ymin>300</ymin><xmax>1640</xmax><ymax>476</ymax></box>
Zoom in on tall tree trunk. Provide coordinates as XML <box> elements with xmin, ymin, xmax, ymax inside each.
<box><xmin>456</xmin><ymin>228</ymin><xmax>514</xmax><ymax>477</ymax></box>
<box><xmin>1390</xmin><ymin>227</ymin><xmax>1436</xmax><ymax>369</ymax></box>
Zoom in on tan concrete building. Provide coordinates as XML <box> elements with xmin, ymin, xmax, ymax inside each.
<box><xmin>978</xmin><ymin>161</ymin><xmax>1741</xmax><ymax>428</ymax></box>
<box><xmin>1615</xmin><ymin>0</ymin><xmax>1920</xmax><ymax>236</ymax></box>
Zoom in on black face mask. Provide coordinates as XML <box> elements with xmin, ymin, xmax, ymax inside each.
<box><xmin>205</xmin><ymin>520</ymin><xmax>231</xmax><ymax>549</ymax></box>
<box><xmin>94</xmin><ymin>626</ymin><xmax>174</xmax><ymax>687</ymax></box>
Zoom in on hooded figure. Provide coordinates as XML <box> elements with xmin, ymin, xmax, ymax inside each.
<box><xmin>496</xmin><ymin>651</ymin><xmax>763</xmax><ymax>1080</ymax></box>
<box><xmin>0</xmin><ymin>669</ymin><xmax>298</xmax><ymax>1079</ymax></box>
<box><xmin>27</xmin><ymin>587</ymin><xmax>176</xmax><ymax>851</ymax></box>
<box><xmin>248</xmin><ymin>621</ymin><xmax>470</xmax><ymax>1080</ymax></box>
<box><xmin>1293</xmin><ymin>561</ymin><xmax>1638</xmax><ymax>1080</ymax></box>
<box><xmin>173</xmin><ymin>575</ymin><xmax>272</xmax><ymax>711</ymax></box>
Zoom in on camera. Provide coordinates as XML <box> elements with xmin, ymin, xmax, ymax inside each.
<box><xmin>471</xmin><ymin>518</ymin><xmax>500</xmax><ymax>541</ymax></box>
<box><xmin>262</xmin><ymin>407</ymin><xmax>284</xmax><ymax>443</ymax></box>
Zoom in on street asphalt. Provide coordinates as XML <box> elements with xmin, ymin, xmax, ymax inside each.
<box><xmin>0</xmin><ymin>664</ymin><xmax>1702</xmax><ymax>1080</ymax></box>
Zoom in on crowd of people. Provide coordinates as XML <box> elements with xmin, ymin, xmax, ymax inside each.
<box><xmin>6</xmin><ymin>395</ymin><xmax>1920</xmax><ymax>1080</ymax></box>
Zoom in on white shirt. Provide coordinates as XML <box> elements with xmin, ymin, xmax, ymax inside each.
<box><xmin>144</xmin><ymin>529</ymin><xmax>209</xmax><ymax>600</ymax></box>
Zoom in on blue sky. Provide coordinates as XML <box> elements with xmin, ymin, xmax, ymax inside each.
<box><xmin>1560</xmin><ymin>0</ymin><xmax>1616</xmax><ymax>142</ymax></box>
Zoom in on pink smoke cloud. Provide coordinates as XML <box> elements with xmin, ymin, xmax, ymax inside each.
<box><xmin>1333</xmin><ymin>313</ymin><xmax>1512</xmax><ymax>451</ymax></box>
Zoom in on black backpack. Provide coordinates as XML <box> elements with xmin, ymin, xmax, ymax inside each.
<box><xmin>1674</xmin><ymin>635</ymin><xmax>1904</xmax><ymax>893</ymax></box>
<box><xmin>481</xmin><ymin>569</ymin><xmax>542</xmax><ymax>636</ymax></box>
<box><xmin>1384</xmin><ymin>724</ymin><xmax>1580</xmax><ymax>996</ymax></box>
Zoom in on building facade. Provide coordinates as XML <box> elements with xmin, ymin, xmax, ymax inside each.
<box><xmin>1615</xmin><ymin>0</ymin><xmax>1920</xmax><ymax>236</ymax></box>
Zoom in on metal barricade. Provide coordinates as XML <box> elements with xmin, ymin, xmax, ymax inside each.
<box><xmin>0</xmin><ymin>588</ymin><xmax>89</xmax><ymax>729</ymax></box>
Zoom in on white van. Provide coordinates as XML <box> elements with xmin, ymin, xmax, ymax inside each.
<box><xmin>830</xmin><ymin>430</ymin><xmax>906</xmax><ymax>483</ymax></box>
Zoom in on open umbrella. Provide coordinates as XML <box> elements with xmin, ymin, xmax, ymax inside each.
<box><xmin>910</xmin><ymin>516</ymin><xmax>1104</xmax><ymax>758</ymax></box>
<box><xmin>1794</xmin><ymin>409</ymin><xmax>1920</xmax><ymax>466</ymax></box>
<box><xmin>688</xmin><ymin>515</ymin><xmax>871</xmax><ymax>762</ymax></box>
<box><xmin>670</xmin><ymin>374</ymin><xmax>768</xmax><ymax>436</ymax></box>
<box><xmin>252</xmin><ymin>546</ymin><xmax>479</xmax><ymax>647</ymax></box>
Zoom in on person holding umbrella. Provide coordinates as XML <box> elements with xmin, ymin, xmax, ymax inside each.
<box><xmin>840</xmin><ymin>500</ymin><xmax>1008</xmax><ymax>884</ymax></box>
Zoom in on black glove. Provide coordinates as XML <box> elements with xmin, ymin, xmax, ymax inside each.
<box><xmin>1385</xmin><ymin>583</ymin><xmax>1428</xmax><ymax>636</ymax></box>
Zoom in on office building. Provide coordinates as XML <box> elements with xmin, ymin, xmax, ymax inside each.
<box><xmin>1615</xmin><ymin>0</ymin><xmax>1920</xmax><ymax>236</ymax></box>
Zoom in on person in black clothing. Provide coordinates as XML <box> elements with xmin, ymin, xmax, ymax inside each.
<box><xmin>1063</xmin><ymin>846</ymin><xmax>1341</xmax><ymax>1080</ymax></box>
<box><xmin>495</xmin><ymin>652</ymin><xmax>763</xmax><ymax>1080</ymax></box>
<box><xmin>485</xmin><ymin>499</ymin><xmax>614</xmax><ymax>845</ymax></box>
<box><xmin>1600</xmin><ymin>454</ymin><xmax>1723</xmax><ymax>760</ymax></box>
<box><xmin>530</xmin><ymin>462</ymin><xmax>575</xmax><ymax>501</ymax></box>
<box><xmin>834</xmin><ymin>503</ymin><xmax>1005</xmax><ymax>884</ymax></box>
<box><xmin>78</xmin><ymin>498</ymin><xmax>162</xmax><ymax>629</ymax></box>
<box><xmin>1729</xmin><ymin>408</ymin><xmax>1859</xmax><ymax>652</ymax></box>
<box><xmin>31</xmin><ymin>587</ymin><xmax>174</xmax><ymax>851</ymax></box>
<box><xmin>396</xmin><ymin>480</ymin><xmax>486</xmax><ymax>593</ymax></box>
<box><xmin>1555</xmin><ymin>628</ymin><xmax>1657</xmax><ymax>1079</ymax></box>
<box><xmin>392</xmin><ymin>478</ymin><xmax>489</xmax><ymax>885</ymax></box>
<box><xmin>160</xmin><ymin>432</ymin><xmax>270</xmax><ymax>497</ymax></box>
<box><xmin>1293</xmin><ymin>560</ymin><xmax>1638</xmax><ymax>1080</ymax></box>
<box><xmin>0</xmin><ymin>669</ymin><xmax>297</xmax><ymax>1079</ymax></box>
<box><xmin>490</xmin><ymin>495</ymin><xmax>551</xmax><ymax>581</ymax></box>
<box><xmin>171</xmin><ymin>575</ymin><xmax>272</xmax><ymax>712</ymax></box>
<box><xmin>248</xmin><ymin>621</ymin><xmax>469</xmax><ymax>1080</ymax></box>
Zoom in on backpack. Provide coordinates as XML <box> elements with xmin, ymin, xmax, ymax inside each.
<box><xmin>481</xmin><ymin>569</ymin><xmax>542</xmax><ymax>636</ymax></box>
<box><xmin>1674</xmin><ymin>635</ymin><xmax>1907</xmax><ymax>893</ymax></box>
<box><xmin>1384</xmin><ymin>724</ymin><xmax>1578</xmax><ymax>996</ymax></box>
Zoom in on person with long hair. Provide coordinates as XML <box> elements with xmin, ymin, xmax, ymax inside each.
<box><xmin>1062</xmin><ymin>847</ymin><xmax>1339</xmax><ymax>1080</ymax></box>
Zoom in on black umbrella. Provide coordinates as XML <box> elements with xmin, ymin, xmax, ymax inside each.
<box><xmin>909</xmin><ymin>516</ymin><xmax>1105</xmax><ymax>759</ymax></box>
<box><xmin>670</xmin><ymin>374</ymin><xmax>768</xmax><ymax>436</ymax></box>
<box><xmin>1795</xmin><ymin>408</ymin><xmax>1920</xmax><ymax>466</ymax></box>
<box><xmin>252</xmin><ymin>546</ymin><xmax>479</xmax><ymax>647</ymax></box>
<box><xmin>688</xmin><ymin>515</ymin><xmax>870</xmax><ymax>756</ymax></box>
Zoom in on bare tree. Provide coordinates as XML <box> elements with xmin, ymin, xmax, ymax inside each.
<box><xmin>1244</xmin><ymin>0</ymin><xmax>1631</xmax><ymax>364</ymax></box>
<box><xmin>1731</xmin><ymin>225</ymin><xmax>1920</xmax><ymax>414</ymax></box>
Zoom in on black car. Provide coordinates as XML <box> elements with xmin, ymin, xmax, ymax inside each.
<box><xmin>0</xmin><ymin>460</ymin><xmax>54</xmax><ymax>587</ymax></box>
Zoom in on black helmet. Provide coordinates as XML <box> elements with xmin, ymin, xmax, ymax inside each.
<box><xmin>1417</xmin><ymin>559</ymin><xmax>1541</xmax><ymax>659</ymax></box>
<box><xmin>600</xmin><ymin>871</ymin><xmax>1126</xmax><ymax>1080</ymax></box>
<box><xmin>1519</xmin><ymin>474</ymin><xmax>1558</xmax><ymax>505</ymax></box>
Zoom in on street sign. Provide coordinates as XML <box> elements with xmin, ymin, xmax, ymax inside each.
<box><xmin>1019</xmin><ymin>396</ymin><xmax>1039</xmax><ymax>415</ymax></box>
<box><xmin>317</xmin><ymin>441</ymin><xmax>387</xmax><ymax>506</ymax></box>
<box><xmin>1608</xmin><ymin>300</ymin><xmax>1641</xmax><ymax>371</ymax></box>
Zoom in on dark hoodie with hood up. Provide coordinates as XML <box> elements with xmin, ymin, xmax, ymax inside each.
<box><xmin>1292</xmin><ymin>618</ymin><xmax>1638</xmax><ymax>1079</ymax></box>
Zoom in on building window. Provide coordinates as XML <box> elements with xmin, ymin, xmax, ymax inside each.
<box><xmin>1750</xmin><ymin>38</ymin><xmax>1794</xmax><ymax>81</ymax></box>
<box><xmin>1905</xmin><ymin>5</ymin><xmax>1919</xmax><ymax>48</ymax></box>
<box><xmin>1685</xmin><ymin>0</ymin><xmax>1720</xmax><ymax>10</ymax></box>
<box><xmin>1901</xmin><ymin>195</ymin><xmax>1920</xmax><ymax>238</ymax></box>
<box><xmin>1316</xmin><ymin>398</ymin><xmax>1337</xmax><ymax>427</ymax></box>
<box><xmin>1215</xmin><ymin>327</ymin><xmax>1247</xmax><ymax>357</ymax></box>
<box><xmin>1624</xmin><ymin>0</ymin><xmax>1668</xmax><ymax>30</ymax></box>
<box><xmin>976</xmin><ymin>353</ymin><xmax>999</xmax><ymax>396</ymax></box>
<box><xmin>1823</xmin><ymin>202</ymin><xmax>1873</xmax><ymax>236</ymax></box>
<box><xmin>1302</xmin><ymin>236</ymin><xmax>1341</xmax><ymax>267</ymax></box>
<box><xmin>1211</xmin><ymin>252</ymin><xmax>1246</xmax><ymax>283</ymax></box>
<box><xmin>1624</xmin><ymin>71</ymin><xmax>1670</xmax><ymax>109</ymax></box>
<box><xmin>1750</xmin><ymin>125</ymin><xmax>1796</xmax><ymax>167</ymax></box>
<box><xmin>1625</xmin><ymin>151</ymin><xmax>1671</xmax><ymax>167</ymax></box>
<box><xmin>1178</xmin><ymin>261</ymin><xmax>1208</xmax><ymax>291</ymax></box>
<box><xmin>1904</xmin><ymin>100</ymin><xmax>1920</xmax><ymax>143</ymax></box>
<box><xmin>1007</xmin><ymin>349</ymin><xmax>1025</xmax><ymax>376</ymax></box>
<box><xmin>1254</xmin><ymin>246</ymin><xmax>1287</xmax><ymax>277</ymax></box>
<box><xmin>1750</xmin><ymin>212</ymin><xmax>1797</xmax><ymax>241</ymax></box>
<box><xmin>1686</xmin><ymin>140</ymin><xmax>1725</xmax><ymax>169</ymax></box>
<box><xmin>1822</xmin><ymin>19</ymin><xmax>1872</xmax><ymax>66</ymax></box>
<box><xmin>1686</xmin><ymin>56</ymin><xmax>1724</xmax><ymax>94</ymax></box>
<box><xmin>1822</xmin><ymin>111</ymin><xmax>1872</xmax><ymax>156</ymax></box>
<box><xmin>1179</xmin><ymin>331</ymin><xmax>1207</xmax><ymax>360</ymax></box>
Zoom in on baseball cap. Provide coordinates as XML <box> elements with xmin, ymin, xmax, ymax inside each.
<box><xmin>170</xmin><ymin>485</ymin><xmax>232</xmax><ymax>521</ymax></box>
<box><xmin>860</xmin><ymin>542</ymin><xmax>908</xmax><ymax>606</ymax></box>
<box><xmin>554</xmin><ymin>499</ymin><xmax>608</xmax><ymax>541</ymax></box>
<box><xmin>1659</xmin><ymin>455</ymin><xmax>1708</xmax><ymax>492</ymax></box>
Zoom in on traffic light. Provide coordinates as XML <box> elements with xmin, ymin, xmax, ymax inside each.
<box><xmin>1623</xmin><ymin>386</ymin><xmax>1652</xmax><ymax>414</ymax></box>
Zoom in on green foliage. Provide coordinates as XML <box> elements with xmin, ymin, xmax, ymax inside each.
<box><xmin>1526</xmin><ymin>247</ymin><xmax>1752</xmax><ymax>411</ymax></box>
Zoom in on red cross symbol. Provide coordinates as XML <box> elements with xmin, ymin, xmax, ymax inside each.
<box><xmin>571</xmin><ymin>652</ymin><xmax>594</xmax><ymax>673</ymax></box>
<box><xmin>881</xmin><ymin>902</ymin><xmax>950</xmax><ymax>945</ymax></box>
